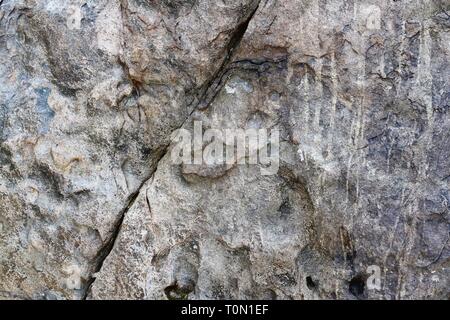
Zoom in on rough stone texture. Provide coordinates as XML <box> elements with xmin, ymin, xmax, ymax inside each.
<box><xmin>0</xmin><ymin>0</ymin><xmax>449</xmax><ymax>300</ymax></box>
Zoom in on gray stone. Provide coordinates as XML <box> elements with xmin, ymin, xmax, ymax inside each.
<box><xmin>0</xmin><ymin>0</ymin><xmax>449</xmax><ymax>300</ymax></box>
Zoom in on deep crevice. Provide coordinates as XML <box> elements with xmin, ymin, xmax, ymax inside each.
<box><xmin>81</xmin><ymin>178</ymin><xmax>146</xmax><ymax>299</ymax></box>
<box><xmin>194</xmin><ymin>0</ymin><xmax>262</xmax><ymax>110</ymax></box>
<box><xmin>81</xmin><ymin>0</ymin><xmax>262</xmax><ymax>300</ymax></box>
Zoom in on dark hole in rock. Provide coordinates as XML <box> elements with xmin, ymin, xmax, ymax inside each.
<box><xmin>349</xmin><ymin>275</ymin><xmax>365</xmax><ymax>298</ymax></box>
<box><xmin>306</xmin><ymin>276</ymin><xmax>317</xmax><ymax>290</ymax></box>
<box><xmin>164</xmin><ymin>281</ymin><xmax>193</xmax><ymax>300</ymax></box>
<box><xmin>278</xmin><ymin>199</ymin><xmax>292</xmax><ymax>216</ymax></box>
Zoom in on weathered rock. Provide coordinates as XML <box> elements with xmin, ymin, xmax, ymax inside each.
<box><xmin>0</xmin><ymin>0</ymin><xmax>449</xmax><ymax>300</ymax></box>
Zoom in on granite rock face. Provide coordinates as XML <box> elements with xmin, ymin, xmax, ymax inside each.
<box><xmin>0</xmin><ymin>0</ymin><xmax>449</xmax><ymax>300</ymax></box>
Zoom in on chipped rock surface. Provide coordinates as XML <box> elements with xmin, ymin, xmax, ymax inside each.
<box><xmin>0</xmin><ymin>0</ymin><xmax>449</xmax><ymax>300</ymax></box>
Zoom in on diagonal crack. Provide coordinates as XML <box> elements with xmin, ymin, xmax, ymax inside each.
<box><xmin>82</xmin><ymin>0</ymin><xmax>261</xmax><ymax>300</ymax></box>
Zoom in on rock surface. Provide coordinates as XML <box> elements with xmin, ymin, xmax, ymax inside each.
<box><xmin>0</xmin><ymin>0</ymin><xmax>449</xmax><ymax>300</ymax></box>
